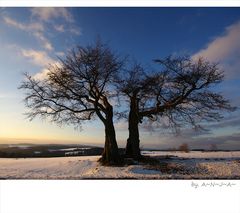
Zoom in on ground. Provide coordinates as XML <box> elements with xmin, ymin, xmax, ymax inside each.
<box><xmin>0</xmin><ymin>151</ymin><xmax>240</xmax><ymax>179</ymax></box>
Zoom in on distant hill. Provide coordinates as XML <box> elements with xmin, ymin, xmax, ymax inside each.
<box><xmin>0</xmin><ymin>144</ymin><xmax>103</xmax><ymax>158</ymax></box>
<box><xmin>0</xmin><ymin>144</ymin><xmax>126</xmax><ymax>158</ymax></box>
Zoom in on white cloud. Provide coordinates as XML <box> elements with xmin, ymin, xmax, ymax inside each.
<box><xmin>30</xmin><ymin>8</ymin><xmax>81</xmax><ymax>36</ymax></box>
<box><xmin>2</xmin><ymin>9</ymin><xmax>81</xmax><ymax>81</ymax></box>
<box><xmin>33</xmin><ymin>68</ymin><xmax>50</xmax><ymax>80</ymax></box>
<box><xmin>31</xmin><ymin>8</ymin><xmax>73</xmax><ymax>23</ymax></box>
<box><xmin>56</xmin><ymin>51</ymin><xmax>65</xmax><ymax>57</ymax></box>
<box><xmin>3</xmin><ymin>16</ymin><xmax>44</xmax><ymax>31</ymax></box>
<box><xmin>33</xmin><ymin>32</ymin><xmax>53</xmax><ymax>51</ymax></box>
<box><xmin>69</xmin><ymin>27</ymin><xmax>81</xmax><ymax>35</ymax></box>
<box><xmin>54</xmin><ymin>24</ymin><xmax>65</xmax><ymax>32</ymax></box>
<box><xmin>33</xmin><ymin>61</ymin><xmax>62</xmax><ymax>81</ymax></box>
<box><xmin>20</xmin><ymin>49</ymin><xmax>62</xmax><ymax>80</ymax></box>
<box><xmin>3</xmin><ymin>16</ymin><xmax>53</xmax><ymax>52</ymax></box>
<box><xmin>193</xmin><ymin>21</ymin><xmax>240</xmax><ymax>61</ymax></box>
<box><xmin>21</xmin><ymin>49</ymin><xmax>54</xmax><ymax>66</ymax></box>
<box><xmin>3</xmin><ymin>9</ymin><xmax>80</xmax><ymax>53</ymax></box>
<box><xmin>192</xmin><ymin>20</ymin><xmax>240</xmax><ymax>78</ymax></box>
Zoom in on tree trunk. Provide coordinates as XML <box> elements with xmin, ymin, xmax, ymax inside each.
<box><xmin>125</xmin><ymin>96</ymin><xmax>142</xmax><ymax>159</ymax></box>
<box><xmin>99</xmin><ymin>105</ymin><xmax>121</xmax><ymax>165</ymax></box>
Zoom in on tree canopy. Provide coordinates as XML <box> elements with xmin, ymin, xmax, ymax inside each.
<box><xmin>117</xmin><ymin>56</ymin><xmax>235</xmax><ymax>159</ymax></box>
<box><xmin>20</xmin><ymin>41</ymin><xmax>124</xmax><ymax>165</ymax></box>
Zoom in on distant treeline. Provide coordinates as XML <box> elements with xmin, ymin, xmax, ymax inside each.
<box><xmin>0</xmin><ymin>144</ymin><xmax>126</xmax><ymax>158</ymax></box>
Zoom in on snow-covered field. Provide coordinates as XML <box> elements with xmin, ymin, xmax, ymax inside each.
<box><xmin>0</xmin><ymin>151</ymin><xmax>240</xmax><ymax>179</ymax></box>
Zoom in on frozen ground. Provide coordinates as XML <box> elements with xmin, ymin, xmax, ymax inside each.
<box><xmin>0</xmin><ymin>151</ymin><xmax>240</xmax><ymax>179</ymax></box>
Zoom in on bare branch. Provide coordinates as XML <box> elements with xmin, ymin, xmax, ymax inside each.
<box><xmin>19</xmin><ymin>40</ymin><xmax>124</xmax><ymax>129</ymax></box>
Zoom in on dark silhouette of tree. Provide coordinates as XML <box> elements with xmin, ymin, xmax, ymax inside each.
<box><xmin>118</xmin><ymin>56</ymin><xmax>235</xmax><ymax>159</ymax></box>
<box><xmin>210</xmin><ymin>144</ymin><xmax>218</xmax><ymax>151</ymax></box>
<box><xmin>19</xmin><ymin>41</ymin><xmax>124</xmax><ymax>165</ymax></box>
<box><xmin>116</xmin><ymin>63</ymin><xmax>157</xmax><ymax>159</ymax></box>
<box><xmin>178</xmin><ymin>143</ymin><xmax>190</xmax><ymax>153</ymax></box>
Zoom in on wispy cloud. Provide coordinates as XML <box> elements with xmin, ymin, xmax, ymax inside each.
<box><xmin>33</xmin><ymin>32</ymin><xmax>53</xmax><ymax>51</ymax></box>
<box><xmin>69</xmin><ymin>27</ymin><xmax>81</xmax><ymax>35</ymax></box>
<box><xmin>3</xmin><ymin>16</ymin><xmax>53</xmax><ymax>52</ymax></box>
<box><xmin>21</xmin><ymin>49</ymin><xmax>54</xmax><ymax>66</ymax></box>
<box><xmin>20</xmin><ymin>48</ymin><xmax>60</xmax><ymax>80</ymax></box>
<box><xmin>146</xmin><ymin>131</ymin><xmax>240</xmax><ymax>150</ymax></box>
<box><xmin>31</xmin><ymin>8</ymin><xmax>73</xmax><ymax>23</ymax></box>
<box><xmin>193</xmin><ymin>20</ymin><xmax>240</xmax><ymax>79</ymax></box>
<box><xmin>2</xmin><ymin>8</ymin><xmax>83</xmax><ymax>85</ymax></box>
<box><xmin>31</xmin><ymin>8</ymin><xmax>81</xmax><ymax>36</ymax></box>
<box><xmin>34</xmin><ymin>62</ymin><xmax>63</xmax><ymax>81</ymax></box>
<box><xmin>2</xmin><ymin>8</ymin><xmax>80</xmax><ymax>55</ymax></box>
<box><xmin>3</xmin><ymin>16</ymin><xmax>44</xmax><ymax>31</ymax></box>
<box><xmin>193</xmin><ymin>21</ymin><xmax>240</xmax><ymax>61</ymax></box>
<box><xmin>33</xmin><ymin>68</ymin><xmax>51</xmax><ymax>81</ymax></box>
<box><xmin>205</xmin><ymin>116</ymin><xmax>240</xmax><ymax>129</ymax></box>
<box><xmin>54</xmin><ymin>24</ymin><xmax>65</xmax><ymax>32</ymax></box>
<box><xmin>56</xmin><ymin>51</ymin><xmax>65</xmax><ymax>57</ymax></box>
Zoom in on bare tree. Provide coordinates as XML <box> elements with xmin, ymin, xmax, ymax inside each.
<box><xmin>178</xmin><ymin>143</ymin><xmax>190</xmax><ymax>153</ymax></box>
<box><xmin>116</xmin><ymin>63</ymin><xmax>158</xmax><ymax>159</ymax></box>
<box><xmin>118</xmin><ymin>56</ymin><xmax>235</xmax><ymax>159</ymax></box>
<box><xmin>19</xmin><ymin>41</ymin><xmax>124</xmax><ymax>165</ymax></box>
<box><xmin>210</xmin><ymin>144</ymin><xmax>218</xmax><ymax>151</ymax></box>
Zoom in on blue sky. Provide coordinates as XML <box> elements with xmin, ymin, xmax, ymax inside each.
<box><xmin>0</xmin><ymin>8</ymin><xmax>240</xmax><ymax>149</ymax></box>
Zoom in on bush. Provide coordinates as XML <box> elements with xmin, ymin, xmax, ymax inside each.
<box><xmin>178</xmin><ymin>143</ymin><xmax>189</xmax><ymax>153</ymax></box>
<box><xmin>210</xmin><ymin>144</ymin><xmax>218</xmax><ymax>151</ymax></box>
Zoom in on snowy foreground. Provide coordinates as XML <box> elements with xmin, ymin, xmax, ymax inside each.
<box><xmin>0</xmin><ymin>151</ymin><xmax>240</xmax><ymax>179</ymax></box>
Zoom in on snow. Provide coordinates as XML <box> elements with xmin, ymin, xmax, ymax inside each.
<box><xmin>49</xmin><ymin>147</ymin><xmax>91</xmax><ymax>152</ymax></box>
<box><xmin>142</xmin><ymin>151</ymin><xmax>240</xmax><ymax>159</ymax></box>
<box><xmin>7</xmin><ymin>145</ymin><xmax>30</xmax><ymax>149</ymax></box>
<box><xmin>131</xmin><ymin>167</ymin><xmax>161</xmax><ymax>175</ymax></box>
<box><xmin>65</xmin><ymin>151</ymin><xmax>85</xmax><ymax>156</ymax></box>
<box><xmin>0</xmin><ymin>151</ymin><xmax>240</xmax><ymax>179</ymax></box>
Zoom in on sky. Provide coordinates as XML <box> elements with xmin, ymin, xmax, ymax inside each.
<box><xmin>0</xmin><ymin>8</ymin><xmax>240</xmax><ymax>150</ymax></box>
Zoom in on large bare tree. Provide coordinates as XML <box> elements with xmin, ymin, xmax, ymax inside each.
<box><xmin>19</xmin><ymin>41</ymin><xmax>124</xmax><ymax>165</ymax></box>
<box><xmin>118</xmin><ymin>56</ymin><xmax>235</xmax><ymax>159</ymax></box>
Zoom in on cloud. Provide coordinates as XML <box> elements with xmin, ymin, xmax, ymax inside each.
<box><xmin>56</xmin><ymin>51</ymin><xmax>65</xmax><ymax>57</ymax></box>
<box><xmin>206</xmin><ymin>116</ymin><xmax>240</xmax><ymax>129</ymax></box>
<box><xmin>69</xmin><ymin>27</ymin><xmax>81</xmax><ymax>35</ymax></box>
<box><xmin>54</xmin><ymin>24</ymin><xmax>65</xmax><ymax>32</ymax></box>
<box><xmin>192</xmin><ymin>20</ymin><xmax>240</xmax><ymax>79</ymax></box>
<box><xmin>3</xmin><ymin>9</ymin><xmax>80</xmax><ymax>54</ymax></box>
<box><xmin>33</xmin><ymin>61</ymin><xmax>63</xmax><ymax>81</ymax></box>
<box><xmin>190</xmin><ymin>133</ymin><xmax>240</xmax><ymax>150</ymax></box>
<box><xmin>20</xmin><ymin>49</ymin><xmax>62</xmax><ymax>80</ymax></box>
<box><xmin>3</xmin><ymin>16</ymin><xmax>53</xmax><ymax>52</ymax></box>
<box><xmin>30</xmin><ymin>8</ymin><xmax>81</xmax><ymax>36</ymax></box>
<box><xmin>3</xmin><ymin>16</ymin><xmax>44</xmax><ymax>31</ymax></box>
<box><xmin>140</xmin><ymin>112</ymin><xmax>240</xmax><ymax>150</ymax></box>
<box><xmin>33</xmin><ymin>32</ymin><xmax>53</xmax><ymax>51</ymax></box>
<box><xmin>145</xmin><ymin>132</ymin><xmax>240</xmax><ymax>150</ymax></box>
<box><xmin>31</xmin><ymin>8</ymin><xmax>73</xmax><ymax>23</ymax></box>
<box><xmin>21</xmin><ymin>49</ymin><xmax>54</xmax><ymax>66</ymax></box>
<box><xmin>33</xmin><ymin>68</ymin><xmax>51</xmax><ymax>81</ymax></box>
